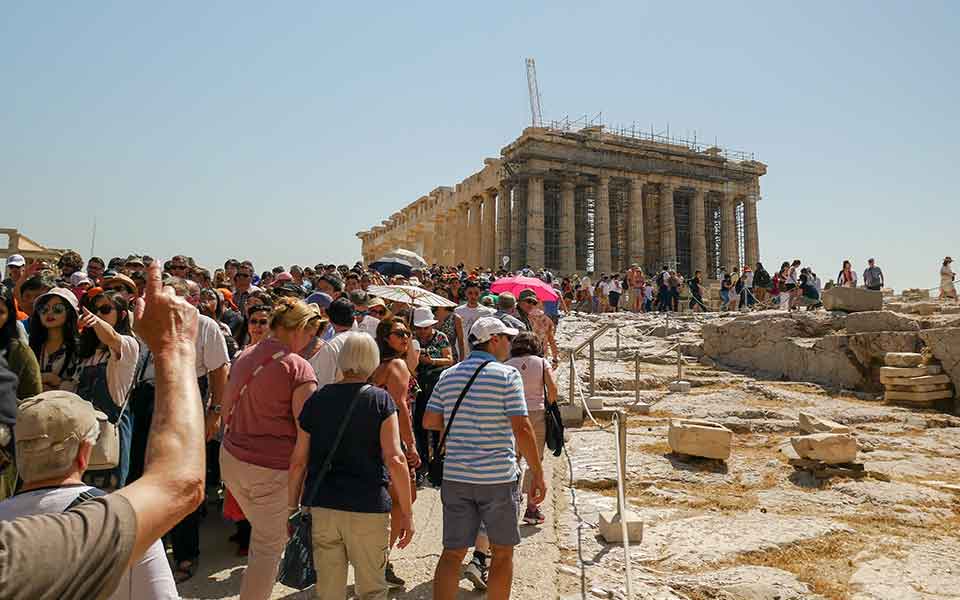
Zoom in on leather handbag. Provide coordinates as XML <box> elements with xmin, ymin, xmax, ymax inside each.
<box><xmin>88</xmin><ymin>347</ymin><xmax>149</xmax><ymax>471</ymax></box>
<box><xmin>427</xmin><ymin>361</ymin><xmax>492</xmax><ymax>487</ymax></box>
<box><xmin>542</xmin><ymin>359</ymin><xmax>564</xmax><ymax>456</ymax></box>
<box><xmin>278</xmin><ymin>384</ymin><xmax>369</xmax><ymax>590</ymax></box>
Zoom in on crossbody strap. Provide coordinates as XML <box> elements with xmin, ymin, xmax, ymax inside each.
<box><xmin>437</xmin><ymin>361</ymin><xmax>493</xmax><ymax>454</ymax></box>
<box><xmin>302</xmin><ymin>384</ymin><xmax>370</xmax><ymax>504</ymax></box>
<box><xmin>116</xmin><ymin>347</ymin><xmax>150</xmax><ymax>424</ymax></box>
<box><xmin>225</xmin><ymin>349</ymin><xmax>288</xmax><ymax>431</ymax></box>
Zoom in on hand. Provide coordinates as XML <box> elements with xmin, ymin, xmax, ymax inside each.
<box><xmin>419</xmin><ymin>353</ymin><xmax>432</xmax><ymax>366</ymax></box>
<box><xmin>392</xmin><ymin>512</ymin><xmax>415</xmax><ymax>550</ymax></box>
<box><xmin>78</xmin><ymin>307</ymin><xmax>100</xmax><ymax>330</ymax></box>
<box><xmin>41</xmin><ymin>372</ymin><xmax>62</xmax><ymax>388</ymax></box>
<box><xmin>286</xmin><ymin>509</ymin><xmax>299</xmax><ymax>538</ymax></box>
<box><xmin>404</xmin><ymin>446</ymin><xmax>421</xmax><ymax>470</ymax></box>
<box><xmin>204</xmin><ymin>412</ymin><xmax>221</xmax><ymax>441</ymax></box>
<box><xmin>135</xmin><ymin>261</ymin><xmax>198</xmax><ymax>354</ymax></box>
<box><xmin>528</xmin><ymin>468</ymin><xmax>547</xmax><ymax>506</ymax></box>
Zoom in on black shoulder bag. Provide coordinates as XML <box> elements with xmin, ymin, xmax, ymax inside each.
<box><xmin>278</xmin><ymin>384</ymin><xmax>370</xmax><ymax>591</ymax></box>
<box><xmin>427</xmin><ymin>361</ymin><xmax>492</xmax><ymax>487</ymax></box>
<box><xmin>543</xmin><ymin>359</ymin><xmax>565</xmax><ymax>457</ymax></box>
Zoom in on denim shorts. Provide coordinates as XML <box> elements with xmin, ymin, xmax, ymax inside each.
<box><xmin>440</xmin><ymin>480</ymin><xmax>520</xmax><ymax>548</ymax></box>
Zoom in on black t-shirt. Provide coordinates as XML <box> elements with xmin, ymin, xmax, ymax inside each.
<box><xmin>298</xmin><ymin>383</ymin><xmax>396</xmax><ymax>513</ymax></box>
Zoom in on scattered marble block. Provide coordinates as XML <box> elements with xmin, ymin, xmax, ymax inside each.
<box><xmin>798</xmin><ymin>412</ymin><xmax>851</xmax><ymax>434</ymax></box>
<box><xmin>598</xmin><ymin>509</ymin><xmax>644</xmax><ymax>544</ymax></box>
<box><xmin>884</xmin><ymin>352</ymin><xmax>924</xmax><ymax>368</ymax></box>
<box><xmin>881</xmin><ymin>374</ymin><xmax>951</xmax><ymax>387</ymax></box>
<box><xmin>668</xmin><ymin>380</ymin><xmax>691</xmax><ymax>393</ymax></box>
<box><xmin>885</xmin><ymin>389</ymin><xmax>954</xmax><ymax>403</ymax></box>
<box><xmin>668</xmin><ymin>419</ymin><xmax>733</xmax><ymax>461</ymax></box>
<box><xmin>559</xmin><ymin>404</ymin><xmax>584</xmax><ymax>427</ymax></box>
<box><xmin>634</xmin><ymin>403</ymin><xmax>651</xmax><ymax>415</ymax></box>
<box><xmin>880</xmin><ymin>365</ymin><xmax>941</xmax><ymax>379</ymax></box>
<box><xmin>790</xmin><ymin>433</ymin><xmax>858</xmax><ymax>465</ymax></box>
<box><xmin>822</xmin><ymin>287</ymin><xmax>883</xmax><ymax>312</ymax></box>
<box><xmin>586</xmin><ymin>396</ymin><xmax>605</xmax><ymax>411</ymax></box>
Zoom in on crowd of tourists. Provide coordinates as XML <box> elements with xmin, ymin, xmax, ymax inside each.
<box><xmin>0</xmin><ymin>250</ymin><xmax>562</xmax><ymax>600</ymax></box>
<box><xmin>0</xmin><ymin>248</ymin><xmax>955</xmax><ymax>600</ymax></box>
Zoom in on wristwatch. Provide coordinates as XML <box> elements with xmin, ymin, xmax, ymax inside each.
<box><xmin>208</xmin><ymin>404</ymin><xmax>222</xmax><ymax>414</ymax></box>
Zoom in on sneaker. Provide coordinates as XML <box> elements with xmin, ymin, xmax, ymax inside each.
<box><xmin>384</xmin><ymin>562</ymin><xmax>405</xmax><ymax>588</ymax></box>
<box><xmin>523</xmin><ymin>506</ymin><xmax>546</xmax><ymax>525</ymax></box>
<box><xmin>463</xmin><ymin>556</ymin><xmax>488</xmax><ymax>591</ymax></box>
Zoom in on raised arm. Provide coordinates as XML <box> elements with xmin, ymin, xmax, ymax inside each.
<box><xmin>79</xmin><ymin>307</ymin><xmax>124</xmax><ymax>356</ymax></box>
<box><xmin>117</xmin><ymin>261</ymin><xmax>205</xmax><ymax>563</ymax></box>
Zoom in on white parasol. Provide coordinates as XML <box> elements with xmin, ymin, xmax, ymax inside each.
<box><xmin>377</xmin><ymin>248</ymin><xmax>427</xmax><ymax>268</ymax></box>
<box><xmin>367</xmin><ymin>285</ymin><xmax>455</xmax><ymax>308</ymax></box>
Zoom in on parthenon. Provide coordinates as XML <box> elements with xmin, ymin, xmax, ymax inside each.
<box><xmin>357</xmin><ymin>124</ymin><xmax>767</xmax><ymax>279</ymax></box>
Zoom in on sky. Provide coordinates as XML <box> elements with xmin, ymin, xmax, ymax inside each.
<box><xmin>1</xmin><ymin>1</ymin><xmax>957</xmax><ymax>291</ymax></box>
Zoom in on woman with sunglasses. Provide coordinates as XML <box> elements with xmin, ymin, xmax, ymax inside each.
<box><xmin>232</xmin><ymin>291</ymin><xmax>273</xmax><ymax>350</ymax></box>
<box><xmin>372</xmin><ymin>316</ymin><xmax>420</xmax><ymax>588</ymax></box>
<box><xmin>76</xmin><ymin>289</ymin><xmax>140</xmax><ymax>490</ymax></box>
<box><xmin>516</xmin><ymin>290</ymin><xmax>560</xmax><ymax>369</ymax></box>
<box><xmin>199</xmin><ymin>288</ymin><xmax>240</xmax><ymax>360</ymax></box>
<box><xmin>29</xmin><ymin>288</ymin><xmax>81</xmax><ymax>393</ymax></box>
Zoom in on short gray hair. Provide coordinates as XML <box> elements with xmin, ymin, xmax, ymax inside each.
<box><xmin>337</xmin><ymin>332</ymin><xmax>380</xmax><ymax>378</ymax></box>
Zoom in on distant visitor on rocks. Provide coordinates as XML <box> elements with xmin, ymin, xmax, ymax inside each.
<box><xmin>941</xmin><ymin>257</ymin><xmax>957</xmax><ymax>300</ymax></box>
<box><xmin>863</xmin><ymin>258</ymin><xmax>884</xmax><ymax>292</ymax></box>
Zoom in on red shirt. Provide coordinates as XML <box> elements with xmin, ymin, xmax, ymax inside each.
<box><xmin>223</xmin><ymin>337</ymin><xmax>317</xmax><ymax>470</ymax></box>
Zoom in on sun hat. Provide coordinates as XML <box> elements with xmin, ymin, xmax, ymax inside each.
<box><xmin>35</xmin><ymin>287</ymin><xmax>80</xmax><ymax>314</ymax></box>
<box><xmin>468</xmin><ymin>316</ymin><xmax>518</xmax><ymax>344</ymax></box>
<box><xmin>412</xmin><ymin>306</ymin><xmax>438</xmax><ymax>328</ymax></box>
<box><xmin>102</xmin><ymin>272</ymin><xmax>138</xmax><ymax>294</ymax></box>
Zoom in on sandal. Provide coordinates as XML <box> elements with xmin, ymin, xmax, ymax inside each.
<box><xmin>173</xmin><ymin>560</ymin><xmax>198</xmax><ymax>583</ymax></box>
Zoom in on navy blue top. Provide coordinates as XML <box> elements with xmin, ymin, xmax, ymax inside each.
<box><xmin>299</xmin><ymin>383</ymin><xmax>396</xmax><ymax>513</ymax></box>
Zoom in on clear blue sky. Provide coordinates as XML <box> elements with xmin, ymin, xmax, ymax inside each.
<box><xmin>2</xmin><ymin>1</ymin><xmax>956</xmax><ymax>290</ymax></box>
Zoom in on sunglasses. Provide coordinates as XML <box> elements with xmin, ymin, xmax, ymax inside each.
<box><xmin>523</xmin><ymin>298</ymin><xmax>539</xmax><ymax>305</ymax></box>
<box><xmin>250</xmin><ymin>318</ymin><xmax>269</xmax><ymax>326</ymax></box>
<box><xmin>170</xmin><ymin>265</ymin><xmax>187</xmax><ymax>271</ymax></box>
<box><xmin>369</xmin><ymin>308</ymin><xmax>386</xmax><ymax>316</ymax></box>
<box><xmin>94</xmin><ymin>304</ymin><xmax>115</xmax><ymax>316</ymax></box>
<box><xmin>39</xmin><ymin>303</ymin><xmax>68</xmax><ymax>316</ymax></box>
<box><xmin>390</xmin><ymin>330</ymin><xmax>411</xmax><ymax>339</ymax></box>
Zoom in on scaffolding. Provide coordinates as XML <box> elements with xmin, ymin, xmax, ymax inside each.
<box><xmin>575</xmin><ymin>185</ymin><xmax>594</xmax><ymax>272</ymax></box>
<box><xmin>643</xmin><ymin>185</ymin><xmax>660</xmax><ymax>274</ymax></box>
<box><xmin>609</xmin><ymin>182</ymin><xmax>628</xmax><ymax>272</ymax></box>
<box><xmin>512</xmin><ymin>182</ymin><xmax>528</xmax><ymax>267</ymax></box>
<box><xmin>674</xmin><ymin>192</ymin><xmax>691</xmax><ymax>277</ymax></box>
<box><xmin>735</xmin><ymin>201</ymin><xmax>746</xmax><ymax>270</ymax></box>
<box><xmin>544</xmin><ymin>181</ymin><xmax>561</xmax><ymax>271</ymax></box>
<box><xmin>705</xmin><ymin>194</ymin><xmax>721</xmax><ymax>279</ymax></box>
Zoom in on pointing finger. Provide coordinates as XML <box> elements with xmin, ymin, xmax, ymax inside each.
<box><xmin>144</xmin><ymin>261</ymin><xmax>163</xmax><ymax>300</ymax></box>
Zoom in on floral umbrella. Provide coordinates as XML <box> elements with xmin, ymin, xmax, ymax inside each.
<box><xmin>366</xmin><ymin>285</ymin><xmax>456</xmax><ymax>308</ymax></box>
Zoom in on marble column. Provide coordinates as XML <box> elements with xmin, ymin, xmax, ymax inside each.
<box><xmin>510</xmin><ymin>185</ymin><xmax>524</xmax><ymax>268</ymax></box>
<box><xmin>496</xmin><ymin>183</ymin><xmax>512</xmax><ymax>269</ymax></box>
<box><xmin>455</xmin><ymin>203</ymin><xmax>469</xmax><ymax>266</ymax></box>
<box><xmin>744</xmin><ymin>197</ymin><xmax>759</xmax><ymax>268</ymax></box>
<box><xmin>421</xmin><ymin>223</ymin><xmax>435</xmax><ymax>265</ymax></box>
<box><xmin>691</xmin><ymin>188</ymin><xmax>707</xmax><ymax>276</ymax></box>
<box><xmin>467</xmin><ymin>197</ymin><xmax>482</xmax><ymax>267</ymax></box>
<box><xmin>628</xmin><ymin>177</ymin><xmax>645</xmax><ymax>267</ymax></box>
<box><xmin>482</xmin><ymin>191</ymin><xmax>497</xmax><ymax>269</ymax></box>
<box><xmin>526</xmin><ymin>176</ymin><xmax>545</xmax><ymax>269</ymax></box>
<box><xmin>594</xmin><ymin>174</ymin><xmax>612</xmax><ymax>273</ymax></box>
<box><xmin>444</xmin><ymin>210</ymin><xmax>457</xmax><ymax>265</ymax></box>
<box><xmin>659</xmin><ymin>182</ymin><xmax>676</xmax><ymax>270</ymax></box>
<box><xmin>559</xmin><ymin>179</ymin><xmax>576</xmax><ymax>274</ymax></box>
<box><xmin>720</xmin><ymin>193</ymin><xmax>737</xmax><ymax>271</ymax></box>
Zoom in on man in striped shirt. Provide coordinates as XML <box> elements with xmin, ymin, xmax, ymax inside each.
<box><xmin>424</xmin><ymin>317</ymin><xmax>546</xmax><ymax>600</ymax></box>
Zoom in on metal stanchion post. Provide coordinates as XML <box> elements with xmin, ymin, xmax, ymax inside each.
<box><xmin>589</xmin><ymin>340</ymin><xmax>596</xmax><ymax>398</ymax></box>
<box><xmin>677</xmin><ymin>347</ymin><xmax>683</xmax><ymax>382</ymax></box>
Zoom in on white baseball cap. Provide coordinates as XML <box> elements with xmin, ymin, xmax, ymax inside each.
<box><xmin>468</xmin><ymin>316</ymin><xmax>518</xmax><ymax>344</ymax></box>
<box><xmin>6</xmin><ymin>254</ymin><xmax>25</xmax><ymax>268</ymax></box>
<box><xmin>412</xmin><ymin>306</ymin><xmax>438</xmax><ymax>328</ymax></box>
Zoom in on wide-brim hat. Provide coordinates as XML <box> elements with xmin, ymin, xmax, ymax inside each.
<box><xmin>412</xmin><ymin>306</ymin><xmax>438</xmax><ymax>328</ymax></box>
<box><xmin>35</xmin><ymin>287</ymin><xmax>80</xmax><ymax>314</ymax></box>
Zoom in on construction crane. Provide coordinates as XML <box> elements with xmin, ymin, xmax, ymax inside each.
<box><xmin>525</xmin><ymin>57</ymin><xmax>543</xmax><ymax>127</ymax></box>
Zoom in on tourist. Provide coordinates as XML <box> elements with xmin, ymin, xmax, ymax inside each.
<box><xmin>454</xmin><ymin>280</ymin><xmax>495</xmax><ymax>358</ymax></box>
<box><xmin>316</xmin><ymin>273</ymin><xmax>345</xmax><ymax>301</ymax></box>
<box><xmin>75</xmin><ymin>289</ymin><xmax>140</xmax><ymax>490</ymax></box>
<box><xmin>753</xmin><ymin>262</ymin><xmax>771</xmax><ymax>304</ymax></box>
<box><xmin>372</xmin><ymin>316</ymin><xmax>421</xmax><ymax>587</ymax></box>
<box><xmin>220</xmin><ymin>298</ymin><xmax>319</xmax><ymax>600</ymax></box>
<box><xmin>516</xmin><ymin>290</ymin><xmax>560</xmax><ymax>369</ymax></box>
<box><xmin>424</xmin><ymin>317</ymin><xmax>546</xmax><ymax>600</ymax></box>
<box><xmin>941</xmin><ymin>257</ymin><xmax>957</xmax><ymax>300</ymax></box>
<box><xmin>741</xmin><ymin>266</ymin><xmax>755</xmax><ymax>308</ymax></box>
<box><xmin>310</xmin><ymin>297</ymin><xmax>356</xmax><ymax>385</ymax></box>
<box><xmin>494</xmin><ymin>292</ymin><xmax>527</xmax><ymax>331</ymax></box>
<box><xmin>232</xmin><ymin>291</ymin><xmax>273</xmax><ymax>349</ymax></box>
<box><xmin>837</xmin><ymin>260</ymin><xmax>857</xmax><ymax>288</ymax></box>
<box><xmin>688</xmin><ymin>271</ymin><xmax>705</xmax><ymax>312</ymax></box>
<box><xmin>29</xmin><ymin>287</ymin><xmax>81</xmax><ymax>392</ymax></box>
<box><xmin>412</xmin><ymin>306</ymin><xmax>452</xmax><ymax>485</ymax></box>
<box><xmin>863</xmin><ymin>258</ymin><xmax>884</xmax><ymax>291</ymax></box>
<box><xmin>0</xmin><ymin>286</ymin><xmax>41</xmax><ymax>400</ymax></box>
<box><xmin>720</xmin><ymin>271</ymin><xmax>733</xmax><ymax>311</ymax></box>
<box><xmin>57</xmin><ymin>251</ymin><xmax>84</xmax><ymax>281</ymax></box>
<box><xmin>777</xmin><ymin>262</ymin><xmax>792</xmax><ymax>310</ymax></box>
<box><xmin>626</xmin><ymin>264</ymin><xmax>644</xmax><ymax>312</ymax></box>
<box><xmin>607</xmin><ymin>273</ymin><xmax>622</xmax><ymax>312</ymax></box>
<box><xmin>233</xmin><ymin>262</ymin><xmax>262</xmax><ymax>313</ymax></box>
<box><xmin>2</xmin><ymin>255</ymin><xmax>24</xmax><ymax>293</ymax></box>
<box><xmin>199</xmin><ymin>288</ymin><xmax>240</xmax><ymax>359</ymax></box>
<box><xmin>642</xmin><ymin>280</ymin><xmax>654</xmax><ymax>313</ymax></box>
<box><xmin>85</xmin><ymin>256</ymin><xmax>106</xmax><ymax>284</ymax></box>
<box><xmin>505</xmin><ymin>332</ymin><xmax>557</xmax><ymax>527</ymax></box>
<box><xmin>669</xmin><ymin>271</ymin><xmax>682</xmax><ymax>312</ymax></box>
<box><xmin>434</xmin><ymin>287</ymin><xmax>465</xmax><ymax>362</ymax></box>
<box><xmin>0</xmin><ymin>390</ymin><xmax>179</xmax><ymax>599</ymax></box>
<box><xmin>287</xmin><ymin>332</ymin><xmax>414</xmax><ymax>600</ymax></box>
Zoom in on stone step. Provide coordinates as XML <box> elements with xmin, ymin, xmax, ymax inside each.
<box><xmin>879</xmin><ymin>365</ymin><xmax>942</xmax><ymax>379</ymax></box>
<box><xmin>884</xmin><ymin>389</ymin><xmax>955</xmax><ymax>402</ymax></box>
<box><xmin>881</xmin><ymin>374</ymin><xmax>952</xmax><ymax>387</ymax></box>
<box><xmin>885</xmin><ymin>383</ymin><xmax>953</xmax><ymax>393</ymax></box>
<box><xmin>884</xmin><ymin>352</ymin><xmax>924</xmax><ymax>368</ymax></box>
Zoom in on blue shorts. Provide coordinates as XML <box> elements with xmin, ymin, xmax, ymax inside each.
<box><xmin>440</xmin><ymin>480</ymin><xmax>520</xmax><ymax>548</ymax></box>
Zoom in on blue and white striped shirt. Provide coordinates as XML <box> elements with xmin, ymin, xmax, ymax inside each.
<box><xmin>425</xmin><ymin>351</ymin><xmax>528</xmax><ymax>485</ymax></box>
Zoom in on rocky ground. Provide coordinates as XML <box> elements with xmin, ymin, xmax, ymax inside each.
<box><xmin>552</xmin><ymin>310</ymin><xmax>960</xmax><ymax>600</ymax></box>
